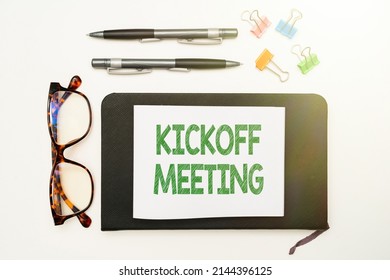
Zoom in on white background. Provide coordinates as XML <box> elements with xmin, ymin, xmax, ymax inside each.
<box><xmin>0</xmin><ymin>0</ymin><xmax>389</xmax><ymax>260</ymax></box>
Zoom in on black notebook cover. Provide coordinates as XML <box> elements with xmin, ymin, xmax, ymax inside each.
<box><xmin>101</xmin><ymin>93</ymin><xmax>328</xmax><ymax>231</ymax></box>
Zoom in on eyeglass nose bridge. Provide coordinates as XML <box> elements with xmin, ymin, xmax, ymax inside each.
<box><xmin>51</xmin><ymin>142</ymin><xmax>77</xmax><ymax>166</ymax></box>
<box><xmin>52</xmin><ymin>143</ymin><xmax>65</xmax><ymax>161</ymax></box>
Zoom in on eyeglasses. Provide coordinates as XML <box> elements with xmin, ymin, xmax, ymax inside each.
<box><xmin>47</xmin><ymin>75</ymin><xmax>94</xmax><ymax>227</ymax></box>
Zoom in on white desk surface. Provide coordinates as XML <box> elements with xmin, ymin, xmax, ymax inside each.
<box><xmin>1</xmin><ymin>0</ymin><xmax>389</xmax><ymax>259</ymax></box>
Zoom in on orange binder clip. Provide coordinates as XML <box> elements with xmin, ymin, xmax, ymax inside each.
<box><xmin>256</xmin><ymin>49</ymin><xmax>289</xmax><ymax>82</ymax></box>
<box><xmin>241</xmin><ymin>10</ymin><xmax>271</xmax><ymax>38</ymax></box>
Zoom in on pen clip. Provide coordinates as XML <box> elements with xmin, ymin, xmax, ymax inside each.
<box><xmin>168</xmin><ymin>68</ymin><xmax>191</xmax><ymax>72</ymax></box>
<box><xmin>140</xmin><ymin>38</ymin><xmax>162</xmax><ymax>43</ymax></box>
<box><xmin>177</xmin><ymin>38</ymin><xmax>223</xmax><ymax>45</ymax></box>
<box><xmin>107</xmin><ymin>68</ymin><xmax>152</xmax><ymax>75</ymax></box>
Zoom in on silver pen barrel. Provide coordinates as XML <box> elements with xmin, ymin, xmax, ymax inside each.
<box><xmin>121</xmin><ymin>59</ymin><xmax>176</xmax><ymax>68</ymax></box>
<box><xmin>91</xmin><ymin>58</ymin><xmax>176</xmax><ymax>69</ymax></box>
<box><xmin>154</xmin><ymin>28</ymin><xmax>238</xmax><ymax>39</ymax></box>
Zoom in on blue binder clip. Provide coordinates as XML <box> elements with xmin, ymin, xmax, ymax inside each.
<box><xmin>275</xmin><ymin>9</ymin><xmax>302</xmax><ymax>39</ymax></box>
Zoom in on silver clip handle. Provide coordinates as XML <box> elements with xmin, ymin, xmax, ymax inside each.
<box><xmin>140</xmin><ymin>38</ymin><xmax>162</xmax><ymax>43</ymax></box>
<box><xmin>265</xmin><ymin>61</ymin><xmax>290</xmax><ymax>83</ymax></box>
<box><xmin>291</xmin><ymin>44</ymin><xmax>304</xmax><ymax>61</ymax></box>
<box><xmin>177</xmin><ymin>38</ymin><xmax>222</xmax><ymax>45</ymax></box>
<box><xmin>107</xmin><ymin>68</ymin><xmax>152</xmax><ymax>75</ymax></box>
<box><xmin>168</xmin><ymin>68</ymin><xmax>191</xmax><ymax>72</ymax></box>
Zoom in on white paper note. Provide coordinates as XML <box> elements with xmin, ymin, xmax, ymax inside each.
<box><xmin>133</xmin><ymin>105</ymin><xmax>285</xmax><ymax>219</ymax></box>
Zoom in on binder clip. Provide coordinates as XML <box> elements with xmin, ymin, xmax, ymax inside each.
<box><xmin>241</xmin><ymin>10</ymin><xmax>271</xmax><ymax>38</ymax></box>
<box><xmin>275</xmin><ymin>9</ymin><xmax>302</xmax><ymax>39</ymax></box>
<box><xmin>291</xmin><ymin>45</ymin><xmax>320</xmax><ymax>74</ymax></box>
<box><xmin>256</xmin><ymin>49</ymin><xmax>289</xmax><ymax>82</ymax></box>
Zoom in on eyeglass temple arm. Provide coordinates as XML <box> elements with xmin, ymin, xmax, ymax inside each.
<box><xmin>51</xmin><ymin>143</ymin><xmax>62</xmax><ymax>215</ymax></box>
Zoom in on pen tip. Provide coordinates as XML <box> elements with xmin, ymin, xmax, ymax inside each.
<box><xmin>226</xmin><ymin>60</ymin><xmax>241</xmax><ymax>68</ymax></box>
<box><xmin>88</xmin><ymin>31</ymin><xmax>104</xmax><ymax>38</ymax></box>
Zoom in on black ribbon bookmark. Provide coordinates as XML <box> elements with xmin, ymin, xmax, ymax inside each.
<box><xmin>289</xmin><ymin>226</ymin><xmax>329</xmax><ymax>255</ymax></box>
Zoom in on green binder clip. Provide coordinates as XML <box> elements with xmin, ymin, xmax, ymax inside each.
<box><xmin>291</xmin><ymin>45</ymin><xmax>319</xmax><ymax>74</ymax></box>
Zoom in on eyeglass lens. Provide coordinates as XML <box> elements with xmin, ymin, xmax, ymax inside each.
<box><xmin>49</xmin><ymin>90</ymin><xmax>90</xmax><ymax>145</ymax></box>
<box><xmin>51</xmin><ymin>162</ymin><xmax>93</xmax><ymax>216</ymax></box>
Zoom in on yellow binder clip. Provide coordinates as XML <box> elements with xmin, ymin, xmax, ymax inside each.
<box><xmin>291</xmin><ymin>45</ymin><xmax>320</xmax><ymax>74</ymax></box>
<box><xmin>256</xmin><ymin>49</ymin><xmax>289</xmax><ymax>82</ymax></box>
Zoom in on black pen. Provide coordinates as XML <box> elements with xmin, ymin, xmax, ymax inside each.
<box><xmin>88</xmin><ymin>28</ymin><xmax>238</xmax><ymax>45</ymax></box>
<box><xmin>91</xmin><ymin>58</ymin><xmax>241</xmax><ymax>74</ymax></box>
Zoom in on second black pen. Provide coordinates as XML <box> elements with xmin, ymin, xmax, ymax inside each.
<box><xmin>91</xmin><ymin>58</ymin><xmax>241</xmax><ymax>74</ymax></box>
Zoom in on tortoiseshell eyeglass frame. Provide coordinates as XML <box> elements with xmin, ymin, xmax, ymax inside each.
<box><xmin>47</xmin><ymin>75</ymin><xmax>94</xmax><ymax>228</ymax></box>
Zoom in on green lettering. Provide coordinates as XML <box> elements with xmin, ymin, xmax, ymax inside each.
<box><xmin>201</xmin><ymin>125</ymin><xmax>216</xmax><ymax>155</ymax></box>
<box><xmin>230</xmin><ymin>164</ymin><xmax>248</xmax><ymax>194</ymax></box>
<box><xmin>217</xmin><ymin>164</ymin><xmax>230</xmax><ymax>194</ymax></box>
<box><xmin>185</xmin><ymin>125</ymin><xmax>200</xmax><ymax>155</ymax></box>
<box><xmin>235</xmin><ymin>125</ymin><xmax>247</xmax><ymax>155</ymax></box>
<box><xmin>204</xmin><ymin>164</ymin><xmax>217</xmax><ymax>194</ymax></box>
<box><xmin>248</xmin><ymin>125</ymin><xmax>261</xmax><ymax>155</ymax></box>
<box><xmin>177</xmin><ymin>164</ymin><xmax>190</xmax><ymax>194</ymax></box>
<box><xmin>191</xmin><ymin>164</ymin><xmax>204</xmax><ymax>194</ymax></box>
<box><xmin>249</xmin><ymin>164</ymin><xmax>264</xmax><ymax>195</ymax></box>
<box><xmin>154</xmin><ymin>164</ymin><xmax>176</xmax><ymax>194</ymax></box>
<box><xmin>216</xmin><ymin>125</ymin><xmax>234</xmax><ymax>155</ymax></box>
<box><xmin>172</xmin><ymin>124</ymin><xmax>185</xmax><ymax>155</ymax></box>
<box><xmin>156</xmin><ymin>125</ymin><xmax>171</xmax><ymax>155</ymax></box>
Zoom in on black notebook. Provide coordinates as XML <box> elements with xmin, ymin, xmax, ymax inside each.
<box><xmin>101</xmin><ymin>93</ymin><xmax>329</xmax><ymax>254</ymax></box>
